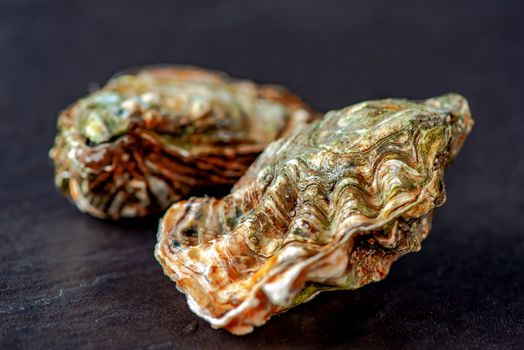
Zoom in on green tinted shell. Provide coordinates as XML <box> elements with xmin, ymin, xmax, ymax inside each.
<box><xmin>50</xmin><ymin>66</ymin><xmax>317</xmax><ymax>219</ymax></box>
<box><xmin>155</xmin><ymin>94</ymin><xmax>473</xmax><ymax>334</ymax></box>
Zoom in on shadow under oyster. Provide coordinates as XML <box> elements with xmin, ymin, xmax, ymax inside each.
<box><xmin>50</xmin><ymin>66</ymin><xmax>317</xmax><ymax>219</ymax></box>
<box><xmin>155</xmin><ymin>93</ymin><xmax>473</xmax><ymax>334</ymax></box>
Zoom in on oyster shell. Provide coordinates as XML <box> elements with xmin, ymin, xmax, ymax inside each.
<box><xmin>155</xmin><ymin>94</ymin><xmax>473</xmax><ymax>334</ymax></box>
<box><xmin>49</xmin><ymin>66</ymin><xmax>316</xmax><ymax>219</ymax></box>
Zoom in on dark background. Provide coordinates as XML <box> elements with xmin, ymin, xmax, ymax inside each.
<box><xmin>1</xmin><ymin>0</ymin><xmax>523</xmax><ymax>349</ymax></box>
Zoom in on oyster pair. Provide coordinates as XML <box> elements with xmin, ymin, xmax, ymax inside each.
<box><xmin>50</xmin><ymin>66</ymin><xmax>473</xmax><ymax>335</ymax></box>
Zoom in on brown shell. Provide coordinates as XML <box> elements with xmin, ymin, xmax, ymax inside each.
<box><xmin>155</xmin><ymin>94</ymin><xmax>473</xmax><ymax>334</ymax></box>
<box><xmin>49</xmin><ymin>66</ymin><xmax>317</xmax><ymax>219</ymax></box>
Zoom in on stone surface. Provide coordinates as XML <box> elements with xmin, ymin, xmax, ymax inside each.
<box><xmin>1</xmin><ymin>0</ymin><xmax>523</xmax><ymax>349</ymax></box>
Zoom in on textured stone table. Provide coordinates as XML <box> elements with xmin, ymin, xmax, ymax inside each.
<box><xmin>1</xmin><ymin>1</ymin><xmax>523</xmax><ymax>349</ymax></box>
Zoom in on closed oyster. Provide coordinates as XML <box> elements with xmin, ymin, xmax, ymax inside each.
<box><xmin>155</xmin><ymin>94</ymin><xmax>473</xmax><ymax>334</ymax></box>
<box><xmin>50</xmin><ymin>66</ymin><xmax>316</xmax><ymax>219</ymax></box>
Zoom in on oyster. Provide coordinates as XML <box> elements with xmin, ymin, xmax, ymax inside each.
<box><xmin>49</xmin><ymin>66</ymin><xmax>316</xmax><ymax>219</ymax></box>
<box><xmin>155</xmin><ymin>94</ymin><xmax>473</xmax><ymax>334</ymax></box>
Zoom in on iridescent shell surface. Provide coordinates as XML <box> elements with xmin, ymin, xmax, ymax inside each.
<box><xmin>50</xmin><ymin>66</ymin><xmax>316</xmax><ymax>219</ymax></box>
<box><xmin>155</xmin><ymin>94</ymin><xmax>473</xmax><ymax>335</ymax></box>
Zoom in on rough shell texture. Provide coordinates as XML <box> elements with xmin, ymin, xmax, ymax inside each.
<box><xmin>49</xmin><ymin>66</ymin><xmax>317</xmax><ymax>219</ymax></box>
<box><xmin>155</xmin><ymin>94</ymin><xmax>473</xmax><ymax>335</ymax></box>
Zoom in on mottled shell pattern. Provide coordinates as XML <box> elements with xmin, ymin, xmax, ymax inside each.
<box><xmin>49</xmin><ymin>66</ymin><xmax>316</xmax><ymax>219</ymax></box>
<box><xmin>155</xmin><ymin>94</ymin><xmax>473</xmax><ymax>334</ymax></box>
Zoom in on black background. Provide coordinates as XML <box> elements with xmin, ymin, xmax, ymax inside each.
<box><xmin>1</xmin><ymin>1</ymin><xmax>523</xmax><ymax>349</ymax></box>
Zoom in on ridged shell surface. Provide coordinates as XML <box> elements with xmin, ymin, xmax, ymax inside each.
<box><xmin>155</xmin><ymin>94</ymin><xmax>473</xmax><ymax>334</ymax></box>
<box><xmin>50</xmin><ymin>66</ymin><xmax>316</xmax><ymax>219</ymax></box>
